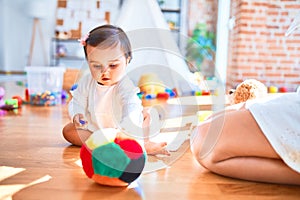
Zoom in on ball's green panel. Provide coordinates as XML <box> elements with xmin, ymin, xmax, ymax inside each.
<box><xmin>92</xmin><ymin>142</ymin><xmax>130</xmax><ymax>178</ymax></box>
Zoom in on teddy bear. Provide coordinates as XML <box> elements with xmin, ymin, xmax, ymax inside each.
<box><xmin>229</xmin><ymin>79</ymin><xmax>268</xmax><ymax>104</ymax></box>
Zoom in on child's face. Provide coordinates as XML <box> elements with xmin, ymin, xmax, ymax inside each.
<box><xmin>86</xmin><ymin>44</ymin><xmax>128</xmax><ymax>86</ymax></box>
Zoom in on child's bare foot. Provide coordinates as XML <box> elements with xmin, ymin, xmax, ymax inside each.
<box><xmin>144</xmin><ymin>141</ymin><xmax>170</xmax><ymax>156</ymax></box>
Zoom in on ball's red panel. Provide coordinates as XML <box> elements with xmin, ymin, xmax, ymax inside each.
<box><xmin>80</xmin><ymin>144</ymin><xmax>94</xmax><ymax>178</ymax></box>
<box><xmin>114</xmin><ymin>138</ymin><xmax>143</xmax><ymax>159</ymax></box>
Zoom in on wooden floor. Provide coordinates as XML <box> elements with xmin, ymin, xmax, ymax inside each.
<box><xmin>1</xmin><ymin>81</ymin><xmax>300</xmax><ymax>200</ymax></box>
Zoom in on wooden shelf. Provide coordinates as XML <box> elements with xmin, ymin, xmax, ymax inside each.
<box><xmin>53</xmin><ymin>38</ymin><xmax>80</xmax><ymax>42</ymax></box>
<box><xmin>54</xmin><ymin>55</ymin><xmax>84</xmax><ymax>60</ymax></box>
<box><xmin>51</xmin><ymin>38</ymin><xmax>84</xmax><ymax>66</ymax></box>
<box><xmin>161</xmin><ymin>8</ymin><xmax>181</xmax><ymax>13</ymax></box>
<box><xmin>158</xmin><ymin>0</ymin><xmax>183</xmax><ymax>46</ymax></box>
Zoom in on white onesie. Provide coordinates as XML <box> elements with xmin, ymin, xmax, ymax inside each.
<box><xmin>68</xmin><ymin>74</ymin><xmax>146</xmax><ymax>139</ymax></box>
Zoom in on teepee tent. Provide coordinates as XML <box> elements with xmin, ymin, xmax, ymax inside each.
<box><xmin>115</xmin><ymin>0</ymin><xmax>194</xmax><ymax>95</ymax></box>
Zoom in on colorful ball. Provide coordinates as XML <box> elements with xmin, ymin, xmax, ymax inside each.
<box><xmin>80</xmin><ymin>131</ymin><xmax>146</xmax><ymax>187</ymax></box>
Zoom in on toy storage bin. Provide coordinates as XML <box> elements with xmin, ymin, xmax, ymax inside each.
<box><xmin>25</xmin><ymin>66</ymin><xmax>65</xmax><ymax>106</ymax></box>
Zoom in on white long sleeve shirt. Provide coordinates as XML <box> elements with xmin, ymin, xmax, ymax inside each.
<box><xmin>68</xmin><ymin>74</ymin><xmax>145</xmax><ymax>138</ymax></box>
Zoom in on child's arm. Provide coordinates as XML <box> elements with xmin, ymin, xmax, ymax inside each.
<box><xmin>117</xmin><ymin>77</ymin><xmax>170</xmax><ymax>155</ymax></box>
<box><xmin>68</xmin><ymin>74</ymin><xmax>91</xmax><ymax>126</ymax></box>
<box><xmin>142</xmin><ymin>108</ymin><xmax>170</xmax><ymax>156</ymax></box>
<box><xmin>72</xmin><ymin>113</ymin><xmax>88</xmax><ymax>129</ymax></box>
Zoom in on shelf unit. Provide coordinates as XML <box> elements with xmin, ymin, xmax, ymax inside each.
<box><xmin>50</xmin><ymin>38</ymin><xmax>85</xmax><ymax>68</ymax></box>
<box><xmin>52</xmin><ymin>0</ymin><xmax>112</xmax><ymax>68</ymax></box>
<box><xmin>158</xmin><ymin>0</ymin><xmax>187</xmax><ymax>49</ymax></box>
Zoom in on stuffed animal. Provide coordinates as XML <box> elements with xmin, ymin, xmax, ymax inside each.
<box><xmin>229</xmin><ymin>79</ymin><xmax>267</xmax><ymax>104</ymax></box>
<box><xmin>80</xmin><ymin>129</ymin><xmax>146</xmax><ymax>187</ymax></box>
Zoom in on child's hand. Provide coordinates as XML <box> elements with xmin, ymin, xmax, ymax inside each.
<box><xmin>144</xmin><ymin>141</ymin><xmax>170</xmax><ymax>156</ymax></box>
<box><xmin>73</xmin><ymin>113</ymin><xmax>88</xmax><ymax>129</ymax></box>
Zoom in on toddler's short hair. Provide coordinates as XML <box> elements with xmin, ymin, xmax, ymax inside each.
<box><xmin>83</xmin><ymin>25</ymin><xmax>132</xmax><ymax>62</ymax></box>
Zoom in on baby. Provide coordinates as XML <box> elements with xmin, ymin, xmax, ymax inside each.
<box><xmin>62</xmin><ymin>25</ymin><xmax>169</xmax><ymax>155</ymax></box>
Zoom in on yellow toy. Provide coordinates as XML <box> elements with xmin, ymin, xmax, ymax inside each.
<box><xmin>138</xmin><ymin>73</ymin><xmax>165</xmax><ymax>95</ymax></box>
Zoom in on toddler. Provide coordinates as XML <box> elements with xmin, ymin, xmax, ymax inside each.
<box><xmin>62</xmin><ymin>25</ymin><xmax>169</xmax><ymax>155</ymax></box>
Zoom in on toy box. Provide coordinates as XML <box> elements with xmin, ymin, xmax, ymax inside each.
<box><xmin>25</xmin><ymin>66</ymin><xmax>65</xmax><ymax>106</ymax></box>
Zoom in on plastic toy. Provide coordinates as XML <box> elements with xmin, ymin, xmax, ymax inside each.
<box><xmin>279</xmin><ymin>86</ymin><xmax>288</xmax><ymax>93</ymax></box>
<box><xmin>268</xmin><ymin>85</ymin><xmax>278</xmax><ymax>93</ymax></box>
<box><xmin>80</xmin><ymin>129</ymin><xmax>146</xmax><ymax>186</ymax></box>
<box><xmin>0</xmin><ymin>88</ymin><xmax>23</xmax><ymax>114</ymax></box>
<box><xmin>5</xmin><ymin>99</ymin><xmax>18</xmax><ymax>108</ymax></box>
<box><xmin>144</xmin><ymin>94</ymin><xmax>156</xmax><ymax>100</ymax></box>
<box><xmin>229</xmin><ymin>79</ymin><xmax>267</xmax><ymax>104</ymax></box>
<box><xmin>0</xmin><ymin>87</ymin><xmax>6</xmax><ymax>115</ymax></box>
<box><xmin>137</xmin><ymin>92</ymin><xmax>144</xmax><ymax>99</ymax></box>
<box><xmin>165</xmin><ymin>88</ymin><xmax>177</xmax><ymax>97</ymax></box>
<box><xmin>138</xmin><ymin>73</ymin><xmax>165</xmax><ymax>95</ymax></box>
<box><xmin>12</xmin><ymin>96</ymin><xmax>23</xmax><ymax>108</ymax></box>
<box><xmin>156</xmin><ymin>92</ymin><xmax>169</xmax><ymax>100</ymax></box>
<box><xmin>29</xmin><ymin>91</ymin><xmax>59</xmax><ymax>106</ymax></box>
<box><xmin>61</xmin><ymin>90</ymin><xmax>70</xmax><ymax>103</ymax></box>
<box><xmin>192</xmin><ymin>90</ymin><xmax>211</xmax><ymax>96</ymax></box>
<box><xmin>0</xmin><ymin>87</ymin><xmax>5</xmax><ymax>106</ymax></box>
<box><xmin>70</xmin><ymin>83</ymin><xmax>78</xmax><ymax>91</ymax></box>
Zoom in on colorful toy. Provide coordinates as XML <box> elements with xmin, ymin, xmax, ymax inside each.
<box><xmin>0</xmin><ymin>88</ymin><xmax>23</xmax><ymax>114</ymax></box>
<box><xmin>70</xmin><ymin>83</ymin><xmax>78</xmax><ymax>91</ymax></box>
<box><xmin>0</xmin><ymin>87</ymin><xmax>5</xmax><ymax>106</ymax></box>
<box><xmin>138</xmin><ymin>73</ymin><xmax>165</xmax><ymax>96</ymax></box>
<box><xmin>137</xmin><ymin>92</ymin><xmax>144</xmax><ymax>99</ymax></box>
<box><xmin>229</xmin><ymin>79</ymin><xmax>267</xmax><ymax>104</ymax></box>
<box><xmin>25</xmin><ymin>88</ymin><xmax>30</xmax><ymax>102</ymax></box>
<box><xmin>4</xmin><ymin>99</ymin><xmax>18</xmax><ymax>108</ymax></box>
<box><xmin>279</xmin><ymin>86</ymin><xmax>288</xmax><ymax>93</ymax></box>
<box><xmin>165</xmin><ymin>88</ymin><xmax>177</xmax><ymax>97</ymax></box>
<box><xmin>0</xmin><ymin>88</ymin><xmax>7</xmax><ymax>114</ymax></box>
<box><xmin>144</xmin><ymin>94</ymin><xmax>156</xmax><ymax>100</ymax></box>
<box><xmin>156</xmin><ymin>92</ymin><xmax>169</xmax><ymax>100</ymax></box>
<box><xmin>192</xmin><ymin>90</ymin><xmax>211</xmax><ymax>96</ymax></box>
<box><xmin>268</xmin><ymin>85</ymin><xmax>278</xmax><ymax>93</ymax></box>
<box><xmin>80</xmin><ymin>129</ymin><xmax>146</xmax><ymax>187</ymax></box>
<box><xmin>29</xmin><ymin>91</ymin><xmax>60</xmax><ymax>106</ymax></box>
<box><xmin>12</xmin><ymin>96</ymin><xmax>23</xmax><ymax>108</ymax></box>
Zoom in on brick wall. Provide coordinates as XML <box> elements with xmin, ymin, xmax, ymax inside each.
<box><xmin>227</xmin><ymin>0</ymin><xmax>300</xmax><ymax>91</ymax></box>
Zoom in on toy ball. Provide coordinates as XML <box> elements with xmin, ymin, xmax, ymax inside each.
<box><xmin>80</xmin><ymin>129</ymin><xmax>146</xmax><ymax>187</ymax></box>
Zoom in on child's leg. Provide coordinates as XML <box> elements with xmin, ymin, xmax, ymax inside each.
<box><xmin>62</xmin><ymin>123</ymin><xmax>92</xmax><ymax>146</ymax></box>
<box><xmin>191</xmin><ymin>109</ymin><xmax>300</xmax><ymax>185</ymax></box>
